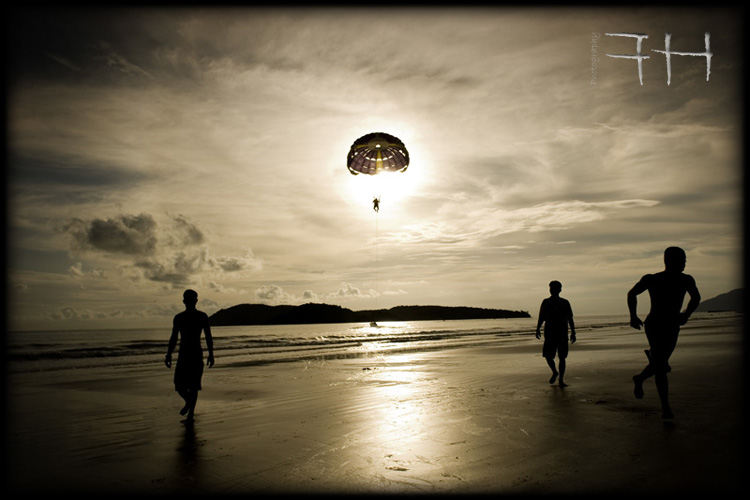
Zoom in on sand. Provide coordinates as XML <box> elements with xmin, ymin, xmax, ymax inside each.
<box><xmin>4</xmin><ymin>314</ymin><xmax>745</xmax><ymax>494</ymax></box>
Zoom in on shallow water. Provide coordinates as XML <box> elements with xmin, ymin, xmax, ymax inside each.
<box><xmin>5</xmin><ymin>312</ymin><xmax>737</xmax><ymax>373</ymax></box>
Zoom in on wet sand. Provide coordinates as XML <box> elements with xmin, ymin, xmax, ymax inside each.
<box><xmin>4</xmin><ymin>314</ymin><xmax>745</xmax><ymax>494</ymax></box>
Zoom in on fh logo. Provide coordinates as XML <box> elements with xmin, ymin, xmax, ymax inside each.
<box><xmin>604</xmin><ymin>32</ymin><xmax>712</xmax><ymax>85</ymax></box>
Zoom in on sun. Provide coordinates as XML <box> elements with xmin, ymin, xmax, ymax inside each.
<box><xmin>344</xmin><ymin>142</ymin><xmax>427</xmax><ymax>212</ymax></box>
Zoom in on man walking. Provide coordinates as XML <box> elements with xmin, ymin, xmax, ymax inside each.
<box><xmin>536</xmin><ymin>280</ymin><xmax>576</xmax><ymax>387</ymax></box>
<box><xmin>165</xmin><ymin>289</ymin><xmax>215</xmax><ymax>422</ymax></box>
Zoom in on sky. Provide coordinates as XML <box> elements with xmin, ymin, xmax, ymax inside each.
<box><xmin>5</xmin><ymin>6</ymin><xmax>744</xmax><ymax>331</ymax></box>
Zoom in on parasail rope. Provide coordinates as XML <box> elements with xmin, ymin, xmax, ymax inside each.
<box><xmin>375</xmin><ymin>199</ymin><xmax>379</xmax><ymax>310</ymax></box>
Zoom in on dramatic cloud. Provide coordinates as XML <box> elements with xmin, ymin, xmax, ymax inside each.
<box><xmin>63</xmin><ymin>213</ymin><xmax>158</xmax><ymax>256</ymax></box>
<box><xmin>61</xmin><ymin>212</ymin><xmax>262</xmax><ymax>288</ymax></box>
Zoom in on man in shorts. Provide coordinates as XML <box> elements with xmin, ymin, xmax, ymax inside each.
<box><xmin>628</xmin><ymin>246</ymin><xmax>700</xmax><ymax>419</ymax></box>
<box><xmin>165</xmin><ymin>289</ymin><xmax>215</xmax><ymax>422</ymax></box>
<box><xmin>536</xmin><ymin>280</ymin><xmax>576</xmax><ymax>387</ymax></box>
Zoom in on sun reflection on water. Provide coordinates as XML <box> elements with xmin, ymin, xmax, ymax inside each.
<box><xmin>353</xmin><ymin>352</ymin><xmax>455</xmax><ymax>486</ymax></box>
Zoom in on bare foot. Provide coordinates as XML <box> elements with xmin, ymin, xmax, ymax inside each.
<box><xmin>549</xmin><ymin>372</ymin><xmax>558</xmax><ymax>384</ymax></box>
<box><xmin>633</xmin><ymin>375</ymin><xmax>644</xmax><ymax>399</ymax></box>
<box><xmin>559</xmin><ymin>381</ymin><xmax>568</xmax><ymax>388</ymax></box>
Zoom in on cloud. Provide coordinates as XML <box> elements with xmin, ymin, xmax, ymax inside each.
<box><xmin>136</xmin><ymin>247</ymin><xmax>211</xmax><ymax>285</ymax></box>
<box><xmin>169</xmin><ymin>214</ymin><xmax>206</xmax><ymax>246</ymax></box>
<box><xmin>52</xmin><ymin>307</ymin><xmax>84</xmax><ymax>320</ymax></box>
<box><xmin>62</xmin><ymin>212</ymin><xmax>262</xmax><ymax>287</ymax></box>
<box><xmin>255</xmin><ymin>284</ymin><xmax>298</xmax><ymax>305</ymax></box>
<box><xmin>96</xmin><ymin>41</ymin><xmax>154</xmax><ymax>79</ymax></box>
<box><xmin>68</xmin><ymin>262</ymin><xmax>106</xmax><ymax>279</ymax></box>
<box><xmin>214</xmin><ymin>251</ymin><xmax>262</xmax><ymax>273</ymax></box>
<box><xmin>326</xmin><ymin>282</ymin><xmax>378</xmax><ymax>301</ymax></box>
<box><xmin>50</xmin><ymin>302</ymin><xmax>187</xmax><ymax>322</ymax></box>
<box><xmin>207</xmin><ymin>281</ymin><xmax>247</xmax><ymax>295</ymax></box>
<box><xmin>51</xmin><ymin>306</ymin><xmax>109</xmax><ymax>321</ymax></box>
<box><xmin>45</xmin><ymin>52</ymin><xmax>82</xmax><ymax>72</ymax></box>
<box><xmin>386</xmin><ymin>199</ymin><xmax>660</xmax><ymax>247</ymax></box>
<box><xmin>253</xmin><ymin>283</ymin><xmax>380</xmax><ymax>306</ymax></box>
<box><xmin>64</xmin><ymin>213</ymin><xmax>158</xmax><ymax>255</ymax></box>
<box><xmin>136</xmin><ymin>247</ymin><xmax>263</xmax><ymax>286</ymax></box>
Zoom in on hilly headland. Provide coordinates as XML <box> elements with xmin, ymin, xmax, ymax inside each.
<box><xmin>209</xmin><ymin>303</ymin><xmax>530</xmax><ymax>326</ymax></box>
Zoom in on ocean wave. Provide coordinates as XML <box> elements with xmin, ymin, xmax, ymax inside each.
<box><xmin>7</xmin><ymin>320</ymin><xmax>536</xmax><ymax>372</ymax></box>
<box><xmin>11</xmin><ymin>313</ymin><xmax>730</xmax><ymax>373</ymax></box>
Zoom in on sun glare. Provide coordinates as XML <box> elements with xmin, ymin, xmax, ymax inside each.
<box><xmin>345</xmin><ymin>158</ymin><xmax>426</xmax><ymax>212</ymax></box>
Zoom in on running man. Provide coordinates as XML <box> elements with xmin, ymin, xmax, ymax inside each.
<box><xmin>165</xmin><ymin>289</ymin><xmax>215</xmax><ymax>422</ymax></box>
<box><xmin>627</xmin><ymin>247</ymin><xmax>700</xmax><ymax>419</ymax></box>
<box><xmin>536</xmin><ymin>280</ymin><xmax>577</xmax><ymax>387</ymax></box>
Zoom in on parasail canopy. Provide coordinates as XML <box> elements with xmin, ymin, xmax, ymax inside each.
<box><xmin>347</xmin><ymin>132</ymin><xmax>409</xmax><ymax>175</ymax></box>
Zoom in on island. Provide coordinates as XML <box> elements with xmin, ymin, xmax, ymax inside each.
<box><xmin>695</xmin><ymin>288</ymin><xmax>744</xmax><ymax>313</ymax></box>
<box><xmin>209</xmin><ymin>303</ymin><xmax>530</xmax><ymax>326</ymax></box>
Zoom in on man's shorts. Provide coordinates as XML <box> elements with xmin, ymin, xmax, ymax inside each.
<box><xmin>174</xmin><ymin>353</ymin><xmax>204</xmax><ymax>392</ymax></box>
<box><xmin>543</xmin><ymin>334</ymin><xmax>569</xmax><ymax>359</ymax></box>
<box><xmin>644</xmin><ymin>319</ymin><xmax>680</xmax><ymax>374</ymax></box>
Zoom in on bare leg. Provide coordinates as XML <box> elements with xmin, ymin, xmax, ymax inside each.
<box><xmin>177</xmin><ymin>389</ymin><xmax>191</xmax><ymax>415</ymax></box>
<box><xmin>546</xmin><ymin>357</ymin><xmax>558</xmax><ymax>384</ymax></box>
<box><xmin>633</xmin><ymin>374</ymin><xmax>644</xmax><ymax>399</ymax></box>
<box><xmin>639</xmin><ymin>325</ymin><xmax>678</xmax><ymax>417</ymax></box>
<box><xmin>637</xmin><ymin>364</ymin><xmax>655</xmax><ymax>380</ymax></box>
<box><xmin>558</xmin><ymin>358</ymin><xmax>567</xmax><ymax>387</ymax></box>
<box><xmin>634</xmin><ymin>357</ymin><xmax>674</xmax><ymax>417</ymax></box>
<box><xmin>633</xmin><ymin>363</ymin><xmax>652</xmax><ymax>399</ymax></box>
<box><xmin>655</xmin><ymin>372</ymin><xmax>673</xmax><ymax>419</ymax></box>
<box><xmin>648</xmin><ymin>348</ymin><xmax>674</xmax><ymax>418</ymax></box>
<box><xmin>185</xmin><ymin>389</ymin><xmax>199</xmax><ymax>421</ymax></box>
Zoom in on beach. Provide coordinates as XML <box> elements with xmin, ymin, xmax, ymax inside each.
<box><xmin>4</xmin><ymin>313</ymin><xmax>745</xmax><ymax>494</ymax></box>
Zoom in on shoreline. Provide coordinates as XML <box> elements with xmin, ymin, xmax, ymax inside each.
<box><xmin>5</xmin><ymin>314</ymin><xmax>745</xmax><ymax>494</ymax></box>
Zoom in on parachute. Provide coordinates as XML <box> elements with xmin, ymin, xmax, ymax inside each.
<box><xmin>347</xmin><ymin>132</ymin><xmax>409</xmax><ymax>176</ymax></box>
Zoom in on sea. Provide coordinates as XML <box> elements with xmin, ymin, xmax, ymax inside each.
<box><xmin>5</xmin><ymin>312</ymin><xmax>738</xmax><ymax>374</ymax></box>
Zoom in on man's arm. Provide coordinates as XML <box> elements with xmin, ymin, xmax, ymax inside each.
<box><xmin>680</xmin><ymin>275</ymin><xmax>701</xmax><ymax>325</ymax></box>
<box><xmin>568</xmin><ymin>302</ymin><xmax>576</xmax><ymax>343</ymax></box>
<box><xmin>165</xmin><ymin>317</ymin><xmax>179</xmax><ymax>368</ymax></box>
<box><xmin>627</xmin><ymin>276</ymin><xmax>649</xmax><ymax>330</ymax></box>
<box><xmin>204</xmin><ymin>314</ymin><xmax>215</xmax><ymax>368</ymax></box>
<box><xmin>535</xmin><ymin>301</ymin><xmax>545</xmax><ymax>339</ymax></box>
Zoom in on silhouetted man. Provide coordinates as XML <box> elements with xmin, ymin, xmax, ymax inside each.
<box><xmin>536</xmin><ymin>280</ymin><xmax>576</xmax><ymax>387</ymax></box>
<box><xmin>628</xmin><ymin>246</ymin><xmax>700</xmax><ymax>419</ymax></box>
<box><xmin>373</xmin><ymin>196</ymin><xmax>380</xmax><ymax>212</ymax></box>
<box><xmin>165</xmin><ymin>289</ymin><xmax>214</xmax><ymax>422</ymax></box>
